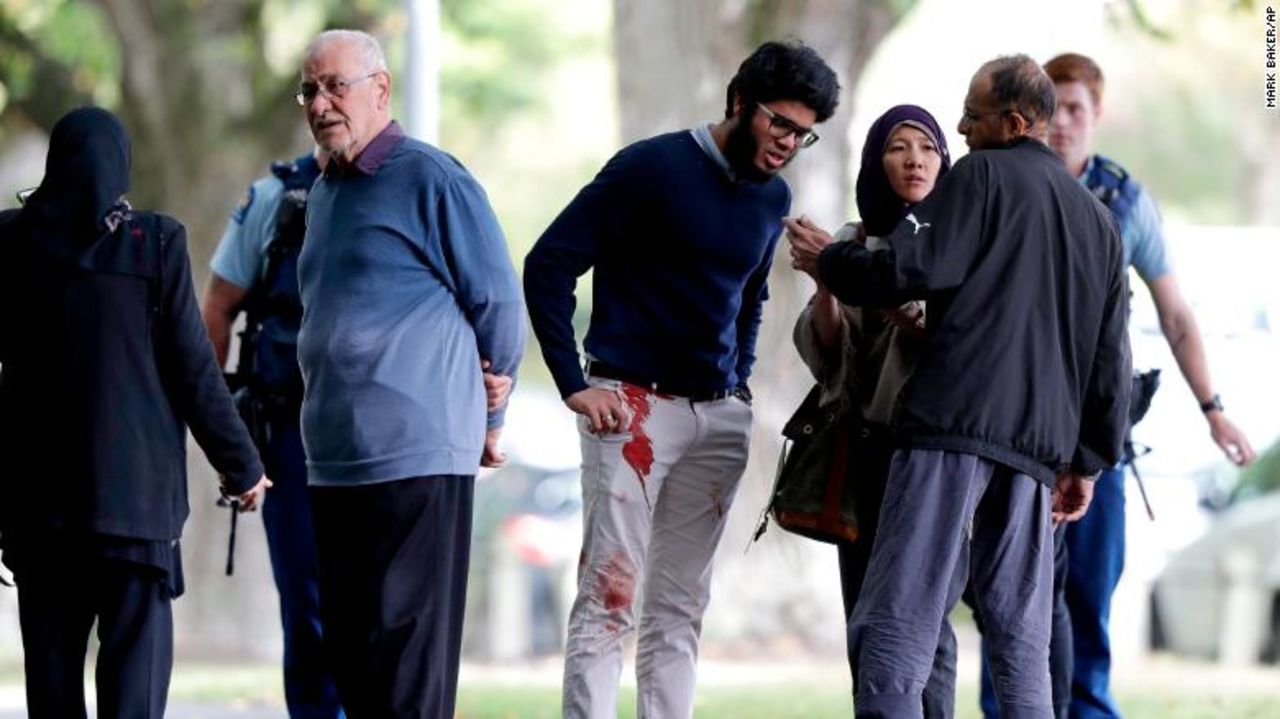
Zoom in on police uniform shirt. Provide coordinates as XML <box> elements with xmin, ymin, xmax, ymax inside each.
<box><xmin>211</xmin><ymin>175</ymin><xmax>289</xmax><ymax>288</ymax></box>
<box><xmin>1077</xmin><ymin>156</ymin><xmax>1171</xmax><ymax>284</ymax></box>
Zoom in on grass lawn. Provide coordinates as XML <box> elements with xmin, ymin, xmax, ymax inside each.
<box><xmin>1</xmin><ymin>656</ymin><xmax>1276</xmax><ymax>718</ymax></box>
<box><xmin>455</xmin><ymin>673</ymin><xmax>1280</xmax><ymax>719</ymax></box>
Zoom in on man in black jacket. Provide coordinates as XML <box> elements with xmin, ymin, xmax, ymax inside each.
<box><xmin>0</xmin><ymin>107</ymin><xmax>269</xmax><ymax>718</ymax></box>
<box><xmin>787</xmin><ymin>56</ymin><xmax>1130</xmax><ymax>718</ymax></box>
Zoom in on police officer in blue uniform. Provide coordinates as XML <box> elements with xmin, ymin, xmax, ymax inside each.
<box><xmin>203</xmin><ymin>150</ymin><xmax>344</xmax><ymax>719</ymax></box>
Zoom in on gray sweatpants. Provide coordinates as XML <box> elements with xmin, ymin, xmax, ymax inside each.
<box><xmin>849</xmin><ymin>449</ymin><xmax>1054</xmax><ymax>719</ymax></box>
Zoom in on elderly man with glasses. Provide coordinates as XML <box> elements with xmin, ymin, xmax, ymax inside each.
<box><xmin>524</xmin><ymin>40</ymin><xmax>840</xmax><ymax>719</ymax></box>
<box><xmin>291</xmin><ymin>29</ymin><xmax>524</xmax><ymax>719</ymax></box>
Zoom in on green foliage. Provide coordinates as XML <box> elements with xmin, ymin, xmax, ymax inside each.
<box><xmin>1110</xmin><ymin>0</ymin><xmax>1174</xmax><ymax>41</ymax></box>
<box><xmin>1097</xmin><ymin>88</ymin><xmax>1244</xmax><ymax>225</ymax></box>
<box><xmin>0</xmin><ymin>0</ymin><xmax>592</xmax><ymax>135</ymax></box>
<box><xmin>0</xmin><ymin>0</ymin><xmax>119</xmax><ymax>117</ymax></box>
<box><xmin>439</xmin><ymin>0</ymin><xmax>603</xmax><ymax>135</ymax></box>
<box><xmin>1229</xmin><ymin>440</ymin><xmax>1280</xmax><ymax>504</ymax></box>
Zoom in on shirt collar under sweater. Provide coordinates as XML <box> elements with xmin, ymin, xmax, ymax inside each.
<box><xmin>690</xmin><ymin>123</ymin><xmax>736</xmax><ymax>182</ymax></box>
<box><xmin>326</xmin><ymin>120</ymin><xmax>405</xmax><ymax>177</ymax></box>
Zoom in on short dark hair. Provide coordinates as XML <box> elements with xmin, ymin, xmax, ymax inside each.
<box><xmin>724</xmin><ymin>40</ymin><xmax>841</xmax><ymax>123</ymax></box>
<box><xmin>982</xmin><ymin>54</ymin><xmax>1057</xmax><ymax>126</ymax></box>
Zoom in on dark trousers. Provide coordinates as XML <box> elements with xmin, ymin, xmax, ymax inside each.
<box><xmin>850</xmin><ymin>450</ymin><xmax>1054</xmax><ymax>719</ymax></box>
<box><xmin>837</xmin><ymin>439</ymin><xmax>959</xmax><ymax>719</ymax></box>
<box><xmin>978</xmin><ymin>524</ymin><xmax>1073</xmax><ymax>719</ymax></box>
<box><xmin>17</xmin><ymin>557</ymin><xmax>173</xmax><ymax>719</ymax></box>
<box><xmin>262</xmin><ymin>424</ymin><xmax>343</xmax><ymax>718</ymax></box>
<box><xmin>1063</xmin><ymin>466</ymin><xmax>1126</xmax><ymax>719</ymax></box>
<box><xmin>311</xmin><ymin>475</ymin><xmax>474</xmax><ymax>719</ymax></box>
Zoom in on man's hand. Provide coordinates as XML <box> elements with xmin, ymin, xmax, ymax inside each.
<box><xmin>231</xmin><ymin>475</ymin><xmax>273</xmax><ymax>512</ymax></box>
<box><xmin>783</xmin><ymin>216</ymin><xmax>835</xmax><ymax>279</ymax></box>
<box><xmin>481</xmin><ymin>359</ymin><xmax>513</xmax><ymax>412</ymax></box>
<box><xmin>565</xmin><ymin>387</ymin><xmax>630</xmax><ymax>434</ymax></box>
<box><xmin>1051</xmin><ymin>473</ymin><xmax>1095</xmax><ymax>524</ymax></box>
<box><xmin>481</xmin><ymin>427</ymin><xmax>506</xmax><ymax>468</ymax></box>
<box><xmin>1208</xmin><ymin>412</ymin><xmax>1255</xmax><ymax>466</ymax></box>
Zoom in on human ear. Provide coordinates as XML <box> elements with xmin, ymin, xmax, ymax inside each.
<box><xmin>1006</xmin><ymin>110</ymin><xmax>1029</xmax><ymax>137</ymax></box>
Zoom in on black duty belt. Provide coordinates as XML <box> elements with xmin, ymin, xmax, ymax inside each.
<box><xmin>585</xmin><ymin>360</ymin><xmax>734</xmax><ymax>402</ymax></box>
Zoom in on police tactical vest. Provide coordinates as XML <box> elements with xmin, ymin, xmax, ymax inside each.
<box><xmin>1083</xmin><ymin>153</ymin><xmax>1140</xmax><ymax>231</ymax></box>
<box><xmin>1084</xmin><ymin>154</ymin><xmax>1162</xmax><ymax>442</ymax></box>
<box><xmin>241</xmin><ymin>154</ymin><xmax>320</xmax><ymax>408</ymax></box>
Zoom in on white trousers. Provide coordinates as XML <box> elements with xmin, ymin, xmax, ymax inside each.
<box><xmin>562</xmin><ymin>378</ymin><xmax>753</xmax><ymax>719</ymax></box>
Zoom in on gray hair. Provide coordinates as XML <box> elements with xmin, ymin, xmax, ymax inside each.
<box><xmin>980</xmin><ymin>54</ymin><xmax>1056</xmax><ymax>126</ymax></box>
<box><xmin>304</xmin><ymin>29</ymin><xmax>388</xmax><ymax>74</ymax></box>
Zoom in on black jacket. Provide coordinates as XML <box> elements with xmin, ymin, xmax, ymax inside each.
<box><xmin>818</xmin><ymin>138</ymin><xmax>1131</xmax><ymax>485</ymax></box>
<box><xmin>0</xmin><ymin>108</ymin><xmax>261</xmax><ymax>542</ymax></box>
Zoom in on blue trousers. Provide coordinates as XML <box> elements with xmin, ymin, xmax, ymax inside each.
<box><xmin>978</xmin><ymin>466</ymin><xmax>1125</xmax><ymax>719</ymax></box>
<box><xmin>837</xmin><ymin>434</ymin><xmax>959</xmax><ymax>718</ymax></box>
<box><xmin>1063</xmin><ymin>466</ymin><xmax>1126</xmax><ymax>718</ymax></box>
<box><xmin>261</xmin><ymin>424</ymin><xmax>344</xmax><ymax>719</ymax></box>
<box><xmin>978</xmin><ymin>524</ymin><xmax>1072</xmax><ymax>719</ymax></box>
<box><xmin>851</xmin><ymin>450</ymin><xmax>1055</xmax><ymax>719</ymax></box>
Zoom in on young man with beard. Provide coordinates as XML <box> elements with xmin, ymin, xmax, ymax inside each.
<box><xmin>789</xmin><ymin>55</ymin><xmax>1131</xmax><ymax>718</ymax></box>
<box><xmin>524</xmin><ymin>40</ymin><xmax>840</xmax><ymax>719</ymax></box>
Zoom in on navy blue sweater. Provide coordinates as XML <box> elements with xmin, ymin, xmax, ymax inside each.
<box><xmin>525</xmin><ymin>131</ymin><xmax>789</xmax><ymax>398</ymax></box>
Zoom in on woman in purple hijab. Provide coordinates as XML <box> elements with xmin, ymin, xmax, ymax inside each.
<box><xmin>788</xmin><ymin>104</ymin><xmax>953</xmax><ymax>717</ymax></box>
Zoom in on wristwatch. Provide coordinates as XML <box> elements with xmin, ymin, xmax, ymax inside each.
<box><xmin>733</xmin><ymin>385</ymin><xmax>753</xmax><ymax>405</ymax></box>
<box><xmin>1199</xmin><ymin>394</ymin><xmax>1224</xmax><ymax>414</ymax></box>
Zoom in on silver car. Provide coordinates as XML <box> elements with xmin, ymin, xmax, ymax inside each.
<box><xmin>1150</xmin><ymin>445</ymin><xmax>1280</xmax><ymax>664</ymax></box>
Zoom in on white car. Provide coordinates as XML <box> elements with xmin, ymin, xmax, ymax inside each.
<box><xmin>1150</xmin><ymin>450</ymin><xmax>1280</xmax><ymax>664</ymax></box>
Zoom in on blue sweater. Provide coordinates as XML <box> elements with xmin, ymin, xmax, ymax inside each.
<box><xmin>525</xmin><ymin>131</ymin><xmax>789</xmax><ymax>398</ymax></box>
<box><xmin>298</xmin><ymin>133</ymin><xmax>525</xmax><ymax>485</ymax></box>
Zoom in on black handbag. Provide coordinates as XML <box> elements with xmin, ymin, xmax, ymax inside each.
<box><xmin>756</xmin><ymin>385</ymin><xmax>863</xmax><ymax>544</ymax></box>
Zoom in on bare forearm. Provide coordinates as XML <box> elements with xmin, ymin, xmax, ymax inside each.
<box><xmin>810</xmin><ymin>287</ymin><xmax>843</xmax><ymax>351</ymax></box>
<box><xmin>1150</xmin><ymin>276</ymin><xmax>1255</xmax><ymax>465</ymax></box>
<box><xmin>202</xmin><ymin>305</ymin><xmax>233</xmax><ymax>368</ymax></box>
<box><xmin>201</xmin><ymin>275</ymin><xmax>249</xmax><ymax>370</ymax></box>
<box><xmin>1162</xmin><ymin>310</ymin><xmax>1214</xmax><ymax>405</ymax></box>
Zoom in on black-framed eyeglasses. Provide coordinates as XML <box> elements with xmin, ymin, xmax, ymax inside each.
<box><xmin>756</xmin><ymin>102</ymin><xmax>819</xmax><ymax>148</ymax></box>
<box><xmin>296</xmin><ymin>73</ymin><xmax>378</xmax><ymax>106</ymax></box>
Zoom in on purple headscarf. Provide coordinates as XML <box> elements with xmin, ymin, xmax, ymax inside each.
<box><xmin>854</xmin><ymin>104</ymin><xmax>951</xmax><ymax>238</ymax></box>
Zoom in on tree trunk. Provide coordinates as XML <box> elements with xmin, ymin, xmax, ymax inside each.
<box><xmin>90</xmin><ymin>0</ymin><xmax>362</xmax><ymax>266</ymax></box>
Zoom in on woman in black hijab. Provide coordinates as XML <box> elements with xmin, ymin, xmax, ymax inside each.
<box><xmin>0</xmin><ymin>107</ymin><xmax>268</xmax><ymax>718</ymax></box>
<box><xmin>786</xmin><ymin>104</ymin><xmax>954</xmax><ymax>717</ymax></box>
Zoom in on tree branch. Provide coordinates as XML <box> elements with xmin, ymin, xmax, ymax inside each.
<box><xmin>0</xmin><ymin>18</ymin><xmax>94</xmax><ymax>131</ymax></box>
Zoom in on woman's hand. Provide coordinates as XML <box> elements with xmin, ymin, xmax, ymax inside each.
<box><xmin>880</xmin><ymin>302</ymin><xmax>926</xmax><ymax>335</ymax></box>
<box><xmin>784</xmin><ymin>216</ymin><xmax>834</xmax><ymax>279</ymax></box>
